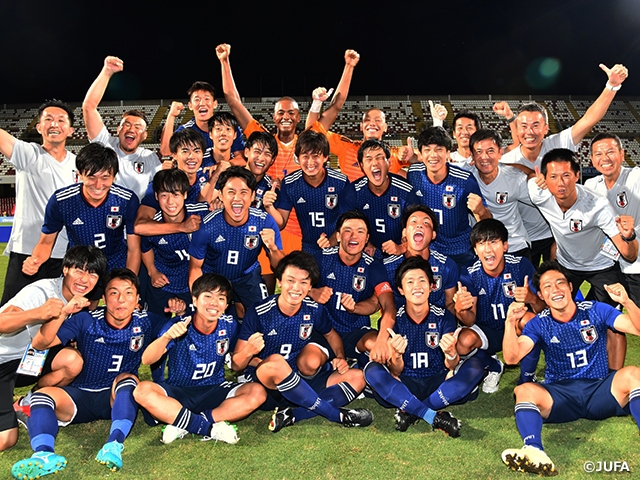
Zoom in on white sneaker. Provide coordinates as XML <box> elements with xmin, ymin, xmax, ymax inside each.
<box><xmin>483</xmin><ymin>358</ymin><xmax>504</xmax><ymax>394</ymax></box>
<box><xmin>502</xmin><ymin>445</ymin><xmax>557</xmax><ymax>476</ymax></box>
<box><xmin>161</xmin><ymin>424</ymin><xmax>189</xmax><ymax>444</ymax></box>
<box><xmin>202</xmin><ymin>421</ymin><xmax>239</xmax><ymax>444</ymax></box>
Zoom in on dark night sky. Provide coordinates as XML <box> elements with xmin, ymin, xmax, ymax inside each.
<box><xmin>2</xmin><ymin>0</ymin><xmax>640</xmax><ymax>105</ymax></box>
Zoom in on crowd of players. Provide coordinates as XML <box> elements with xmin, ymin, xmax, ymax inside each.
<box><xmin>0</xmin><ymin>47</ymin><xmax>639</xmax><ymax>478</ymax></box>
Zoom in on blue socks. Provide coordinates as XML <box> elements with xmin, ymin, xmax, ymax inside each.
<box><xmin>28</xmin><ymin>393</ymin><xmax>58</xmax><ymax>453</ymax></box>
<box><xmin>515</xmin><ymin>402</ymin><xmax>544</xmax><ymax>450</ymax></box>
<box><xmin>292</xmin><ymin>382</ymin><xmax>358</xmax><ymax>422</ymax></box>
<box><xmin>107</xmin><ymin>378</ymin><xmax>138</xmax><ymax>443</ymax></box>
<box><xmin>172</xmin><ymin>407</ymin><xmax>211</xmax><ymax>436</ymax></box>
<box><xmin>276</xmin><ymin>371</ymin><xmax>341</xmax><ymax>423</ymax></box>
<box><xmin>629</xmin><ymin>388</ymin><xmax>640</xmax><ymax>429</ymax></box>
<box><xmin>424</xmin><ymin>355</ymin><xmax>485</xmax><ymax>410</ymax></box>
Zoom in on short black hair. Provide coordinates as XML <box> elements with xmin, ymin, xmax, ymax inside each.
<box><xmin>37</xmin><ymin>99</ymin><xmax>75</xmax><ymax>127</ymax></box>
<box><xmin>188</xmin><ymin>81</ymin><xmax>216</xmax><ymax>100</ymax></box>
<box><xmin>152</xmin><ymin>168</ymin><xmax>190</xmax><ymax>195</ymax></box>
<box><xmin>540</xmin><ymin>148</ymin><xmax>580</xmax><ymax>176</ymax></box>
<box><xmin>76</xmin><ymin>143</ymin><xmax>119</xmax><ymax>177</ymax></box>
<box><xmin>469</xmin><ymin>129</ymin><xmax>503</xmax><ymax>152</ymax></box>
<box><xmin>357</xmin><ymin>139</ymin><xmax>391</xmax><ymax>164</ymax></box>
<box><xmin>395</xmin><ymin>256</ymin><xmax>434</xmax><ymax>291</ymax></box>
<box><xmin>516</xmin><ymin>102</ymin><xmax>548</xmax><ymax>124</ymax></box>
<box><xmin>336</xmin><ymin>210</ymin><xmax>370</xmax><ymax>235</ymax></box>
<box><xmin>274</xmin><ymin>251</ymin><xmax>320</xmax><ymax>286</ymax></box>
<box><xmin>62</xmin><ymin>245</ymin><xmax>108</xmax><ymax>278</ymax></box>
<box><xmin>417</xmin><ymin>126</ymin><xmax>452</xmax><ymax>152</ymax></box>
<box><xmin>169</xmin><ymin>128</ymin><xmax>206</xmax><ymax>155</ymax></box>
<box><xmin>122</xmin><ymin>110</ymin><xmax>149</xmax><ymax>128</ymax></box>
<box><xmin>217</xmin><ymin>166</ymin><xmax>257</xmax><ymax>192</ymax></box>
<box><xmin>590</xmin><ymin>132</ymin><xmax>623</xmax><ymax>152</ymax></box>
<box><xmin>295</xmin><ymin>129</ymin><xmax>330</xmax><ymax>157</ymax></box>
<box><xmin>533</xmin><ymin>260</ymin><xmax>571</xmax><ymax>292</ymax></box>
<box><xmin>208</xmin><ymin>111</ymin><xmax>239</xmax><ymax>133</ymax></box>
<box><xmin>104</xmin><ymin>268</ymin><xmax>140</xmax><ymax>295</ymax></box>
<box><xmin>401</xmin><ymin>204</ymin><xmax>439</xmax><ymax>235</ymax></box>
<box><xmin>469</xmin><ymin>218</ymin><xmax>508</xmax><ymax>247</ymax></box>
<box><xmin>192</xmin><ymin>273</ymin><xmax>233</xmax><ymax>300</ymax></box>
<box><xmin>453</xmin><ymin>110</ymin><xmax>482</xmax><ymax>131</ymax></box>
<box><xmin>245</xmin><ymin>131</ymin><xmax>278</xmax><ymax>159</ymax></box>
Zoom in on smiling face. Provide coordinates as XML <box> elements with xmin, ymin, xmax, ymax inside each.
<box><xmin>221</xmin><ymin>176</ymin><xmax>255</xmax><ymax>226</ymax></box>
<box><xmin>277</xmin><ymin>265</ymin><xmax>313</xmax><ymax>309</ymax></box>
<box><xmin>80</xmin><ymin>169</ymin><xmax>114</xmax><ymax>205</ymax></box>
<box><xmin>273</xmin><ymin>99</ymin><xmax>300</xmax><ymax>136</ymax></box>
<box><xmin>174</xmin><ymin>142</ymin><xmax>203</xmax><ymax>176</ymax></box>
<box><xmin>210</xmin><ymin>121</ymin><xmax>237</xmax><ymax>153</ymax></box>
<box><xmin>62</xmin><ymin>266</ymin><xmax>100</xmax><ymax>299</ymax></box>
<box><xmin>157</xmin><ymin>190</ymin><xmax>187</xmax><ymax>222</ymax></box>
<box><xmin>537</xmin><ymin>269</ymin><xmax>573</xmax><ymax>313</ymax></box>
<box><xmin>193</xmin><ymin>288</ymin><xmax>228</xmax><ymax>324</ymax></box>
<box><xmin>474</xmin><ymin>238</ymin><xmax>508</xmax><ymax>276</ymax></box>
<box><xmin>298</xmin><ymin>150</ymin><xmax>327</xmax><ymax>181</ymax></box>
<box><xmin>36</xmin><ymin>106</ymin><xmax>74</xmax><ymax>146</ymax></box>
<box><xmin>472</xmin><ymin>138</ymin><xmax>502</xmax><ymax>177</ymax></box>
<box><xmin>403</xmin><ymin>211</ymin><xmax>436</xmax><ymax>254</ymax></box>
<box><xmin>360</xmin><ymin>109</ymin><xmax>388</xmax><ymax>140</ymax></box>
<box><xmin>545</xmin><ymin>161</ymin><xmax>579</xmax><ymax>203</ymax></box>
<box><xmin>188</xmin><ymin>89</ymin><xmax>218</xmax><ymax>123</ymax></box>
<box><xmin>516</xmin><ymin>111</ymin><xmax>548</xmax><ymax>150</ymax></box>
<box><xmin>419</xmin><ymin>144</ymin><xmax>449</xmax><ymax>176</ymax></box>
<box><xmin>103</xmin><ymin>278</ymin><xmax>138</xmax><ymax>326</ymax></box>
<box><xmin>117</xmin><ymin>115</ymin><xmax>147</xmax><ymax>153</ymax></box>
<box><xmin>338</xmin><ymin>218</ymin><xmax>369</xmax><ymax>257</ymax></box>
<box><xmin>453</xmin><ymin>117</ymin><xmax>477</xmax><ymax>150</ymax></box>
<box><xmin>398</xmin><ymin>268</ymin><xmax>431</xmax><ymax>306</ymax></box>
<box><xmin>361</xmin><ymin>146</ymin><xmax>390</xmax><ymax>189</ymax></box>
<box><xmin>591</xmin><ymin>138</ymin><xmax>624</xmax><ymax>181</ymax></box>
<box><xmin>245</xmin><ymin>142</ymin><xmax>275</xmax><ymax>178</ymax></box>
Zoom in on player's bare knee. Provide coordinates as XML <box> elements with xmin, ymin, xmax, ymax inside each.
<box><xmin>132</xmin><ymin>380</ymin><xmax>154</xmax><ymax>403</ymax></box>
<box><xmin>342</xmin><ymin>368</ymin><xmax>366</xmax><ymax>391</ymax></box>
<box><xmin>456</xmin><ymin>329</ymin><xmax>478</xmax><ymax>355</ymax></box>
<box><xmin>0</xmin><ymin>428</ymin><xmax>18</xmax><ymax>451</ymax></box>
<box><xmin>513</xmin><ymin>382</ymin><xmax>539</xmax><ymax>403</ymax></box>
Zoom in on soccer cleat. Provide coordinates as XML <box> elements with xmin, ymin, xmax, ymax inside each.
<box><xmin>483</xmin><ymin>359</ymin><xmax>504</xmax><ymax>394</ymax></box>
<box><xmin>339</xmin><ymin>408</ymin><xmax>374</xmax><ymax>428</ymax></box>
<box><xmin>202</xmin><ymin>421</ymin><xmax>239</xmax><ymax>444</ymax></box>
<box><xmin>11</xmin><ymin>451</ymin><xmax>67</xmax><ymax>479</ymax></box>
<box><xmin>161</xmin><ymin>424</ymin><xmax>190</xmax><ymax>444</ymax></box>
<box><xmin>95</xmin><ymin>440</ymin><xmax>124</xmax><ymax>471</ymax></box>
<box><xmin>432</xmin><ymin>411</ymin><xmax>461</xmax><ymax>438</ymax></box>
<box><xmin>269</xmin><ymin>407</ymin><xmax>295</xmax><ymax>433</ymax></box>
<box><xmin>394</xmin><ymin>409</ymin><xmax>420</xmax><ymax>432</ymax></box>
<box><xmin>502</xmin><ymin>445</ymin><xmax>557</xmax><ymax>476</ymax></box>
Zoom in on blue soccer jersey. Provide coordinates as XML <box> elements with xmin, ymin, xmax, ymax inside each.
<box><xmin>523</xmin><ymin>301</ymin><xmax>619</xmax><ymax>383</ymax></box>
<box><xmin>339</xmin><ymin>173</ymin><xmax>420</xmax><ymax>251</ymax></box>
<box><xmin>276</xmin><ymin>167</ymin><xmax>348</xmax><ymax>255</ymax></box>
<box><xmin>459</xmin><ymin>255</ymin><xmax>536</xmax><ymax>331</ymax></box>
<box><xmin>315</xmin><ymin>247</ymin><xmax>392</xmax><ymax>335</ymax></box>
<box><xmin>384</xmin><ymin>248</ymin><xmax>458</xmax><ymax>309</ymax></box>
<box><xmin>394</xmin><ymin>304</ymin><xmax>456</xmax><ymax>379</ymax></box>
<box><xmin>189</xmin><ymin>207</ymin><xmax>282</xmax><ymax>281</ymax></box>
<box><xmin>42</xmin><ymin>183</ymin><xmax>139</xmax><ymax>270</ymax></box>
<box><xmin>141</xmin><ymin>203</ymin><xmax>210</xmax><ymax>295</ymax></box>
<box><xmin>161</xmin><ymin>314</ymin><xmax>238</xmax><ymax>387</ymax></box>
<box><xmin>141</xmin><ymin>169</ymin><xmax>210</xmax><ymax>211</ymax></box>
<box><xmin>407</xmin><ymin>163</ymin><xmax>486</xmax><ymax>255</ymax></box>
<box><xmin>57</xmin><ymin>307</ymin><xmax>163</xmax><ymax>391</ymax></box>
<box><xmin>239</xmin><ymin>295</ymin><xmax>333</xmax><ymax>376</ymax></box>
<box><xmin>252</xmin><ymin>175</ymin><xmax>276</xmax><ymax>211</ymax></box>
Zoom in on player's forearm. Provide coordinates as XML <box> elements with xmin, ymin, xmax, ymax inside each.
<box><xmin>572</xmin><ymin>88</ymin><xmax>616</xmax><ymax>144</ymax></box>
<box><xmin>126</xmin><ymin>236</ymin><xmax>142</xmax><ymax>275</ymax></box>
<box><xmin>387</xmin><ymin>354</ymin><xmax>404</xmax><ymax>377</ymax></box>
<box><xmin>0</xmin><ymin>129</ymin><xmax>16</xmax><ymax>159</ymax></box>
<box><xmin>230</xmin><ymin>347</ymin><xmax>257</xmax><ymax>371</ymax></box>
<box><xmin>188</xmin><ymin>263</ymin><xmax>203</xmax><ymax>290</ymax></box>
<box><xmin>219</xmin><ymin>59</ymin><xmax>252</xmax><ymax>130</ymax></box>
<box><xmin>324</xmin><ymin>330</ymin><xmax>346</xmax><ymax>360</ymax></box>
<box><xmin>159</xmin><ymin>115</ymin><xmax>176</xmax><ymax>157</ymax></box>
<box><xmin>0</xmin><ymin>308</ymin><xmax>46</xmax><ymax>334</ymax></box>
<box><xmin>82</xmin><ymin>70</ymin><xmax>112</xmax><ymax>139</ymax></box>
<box><xmin>30</xmin><ymin>237</ymin><xmax>56</xmax><ymax>267</ymax></box>
<box><xmin>267</xmin><ymin>248</ymin><xmax>285</xmax><ymax>270</ymax></box>
<box><xmin>32</xmin><ymin>318</ymin><xmax>64</xmax><ymax>350</ymax></box>
<box><xmin>455</xmin><ymin>309</ymin><xmax>476</xmax><ymax>327</ymax></box>
<box><xmin>618</xmin><ymin>237</ymin><xmax>638</xmax><ymax>263</ymax></box>
<box><xmin>502</xmin><ymin>322</ymin><xmax>523</xmax><ymax>364</ymax></box>
<box><xmin>352</xmin><ymin>296</ymin><xmax>379</xmax><ymax>316</ymax></box>
<box><xmin>142</xmin><ymin>336</ymin><xmax>170</xmax><ymax>365</ymax></box>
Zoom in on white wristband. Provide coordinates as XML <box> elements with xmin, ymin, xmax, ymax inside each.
<box><xmin>606</xmin><ymin>82</ymin><xmax>621</xmax><ymax>91</ymax></box>
<box><xmin>445</xmin><ymin>352</ymin><xmax>458</xmax><ymax>361</ymax></box>
<box><xmin>310</xmin><ymin>99</ymin><xmax>323</xmax><ymax>113</ymax></box>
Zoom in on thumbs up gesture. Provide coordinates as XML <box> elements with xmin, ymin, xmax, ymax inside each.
<box><xmin>453</xmin><ymin>281</ymin><xmax>473</xmax><ymax>313</ymax></box>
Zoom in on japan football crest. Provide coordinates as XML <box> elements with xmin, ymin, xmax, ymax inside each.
<box><xmin>431</xmin><ymin>275</ymin><xmax>442</xmax><ymax>292</ymax></box>
<box><xmin>107</xmin><ymin>215</ymin><xmax>122</xmax><ymax>229</ymax></box>
<box><xmin>426</xmin><ymin>331</ymin><xmax>439</xmax><ymax>348</ymax></box>
<box><xmin>130</xmin><ymin>335</ymin><xmax>144</xmax><ymax>352</ymax></box>
<box><xmin>216</xmin><ymin>338</ymin><xmax>229</xmax><ymax>355</ymax></box>
<box><xmin>299</xmin><ymin>323</ymin><xmax>313</xmax><ymax>340</ymax></box>
<box><xmin>569</xmin><ymin>219</ymin><xmax>583</xmax><ymax>232</ymax></box>
<box><xmin>325</xmin><ymin>194</ymin><xmax>338</xmax><ymax>209</ymax></box>
<box><xmin>244</xmin><ymin>235</ymin><xmax>259</xmax><ymax>250</ymax></box>
<box><xmin>502</xmin><ymin>281</ymin><xmax>516</xmax><ymax>298</ymax></box>
<box><xmin>617</xmin><ymin>191</ymin><xmax>628</xmax><ymax>208</ymax></box>
<box><xmin>72</xmin><ymin>169</ymin><xmax>79</xmax><ymax>183</ymax></box>
<box><xmin>442</xmin><ymin>193</ymin><xmax>456</xmax><ymax>209</ymax></box>
<box><xmin>352</xmin><ymin>275</ymin><xmax>366</xmax><ymax>292</ymax></box>
<box><xmin>496</xmin><ymin>192</ymin><xmax>508</xmax><ymax>205</ymax></box>
<box><xmin>580</xmin><ymin>325</ymin><xmax>598</xmax><ymax>344</ymax></box>
<box><xmin>134</xmin><ymin>162</ymin><xmax>144</xmax><ymax>174</ymax></box>
<box><xmin>388</xmin><ymin>203</ymin><xmax>401</xmax><ymax>218</ymax></box>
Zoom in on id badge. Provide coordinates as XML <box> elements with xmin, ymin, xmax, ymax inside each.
<box><xmin>16</xmin><ymin>343</ymin><xmax>48</xmax><ymax>376</ymax></box>
<box><xmin>599</xmin><ymin>237</ymin><xmax>620</xmax><ymax>262</ymax></box>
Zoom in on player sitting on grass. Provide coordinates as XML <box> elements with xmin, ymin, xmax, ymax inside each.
<box><xmin>232</xmin><ymin>251</ymin><xmax>373</xmax><ymax>432</ymax></box>
<box><xmin>11</xmin><ymin>269</ymin><xmax>184</xmax><ymax>478</ymax></box>
<box><xmin>134</xmin><ymin>274</ymin><xmax>264</xmax><ymax>445</ymax></box>
<box><xmin>502</xmin><ymin>261</ymin><xmax>640</xmax><ymax>476</ymax></box>
<box><xmin>364</xmin><ymin>256</ymin><xmax>488</xmax><ymax>436</ymax></box>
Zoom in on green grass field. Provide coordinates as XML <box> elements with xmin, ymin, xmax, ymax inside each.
<box><xmin>0</xmin><ymin>245</ymin><xmax>639</xmax><ymax>479</ymax></box>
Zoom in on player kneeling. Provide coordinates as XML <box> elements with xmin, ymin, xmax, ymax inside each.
<box><xmin>364</xmin><ymin>256</ymin><xmax>491</xmax><ymax>437</ymax></box>
<box><xmin>134</xmin><ymin>274</ymin><xmax>266</xmax><ymax>445</ymax></box>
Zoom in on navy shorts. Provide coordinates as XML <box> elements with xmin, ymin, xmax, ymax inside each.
<box><xmin>232</xmin><ymin>268</ymin><xmax>267</xmax><ymax>312</ymax></box>
<box><xmin>467</xmin><ymin>324</ymin><xmax>503</xmax><ymax>355</ymax></box>
<box><xmin>61</xmin><ymin>387</ymin><xmax>113</xmax><ymax>425</ymax></box>
<box><xmin>144</xmin><ymin>285</ymin><xmax>193</xmax><ymax>318</ymax></box>
<box><xmin>544</xmin><ymin>372</ymin><xmax>630</xmax><ymax>424</ymax></box>
<box><xmin>160</xmin><ymin>381</ymin><xmax>241</xmax><ymax>412</ymax></box>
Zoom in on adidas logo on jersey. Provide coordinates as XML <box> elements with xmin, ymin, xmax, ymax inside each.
<box><xmin>478</xmin><ymin>288</ymin><xmax>486</xmax><ymax>295</ymax></box>
<box><xmin>363</xmin><ymin>204</ymin><xmax>370</xmax><ymax>210</ymax></box>
<box><xmin>94</xmin><ymin>337</ymin><xmax>105</xmax><ymax>343</ymax></box>
<box><xmin>158</xmin><ymin>238</ymin><xmax>168</xmax><ymax>245</ymax></box>
<box><xmin>189</xmin><ymin>344</ymin><xmax>197</xmax><ymax>351</ymax></box>
<box><xmin>415</xmin><ymin>190</ymin><xmax>423</xmax><ymax>196</ymax></box>
<box><xmin>215</xmin><ymin>235</ymin><xmax>225</xmax><ymax>243</ymax></box>
<box><xmin>297</xmin><ymin>197</ymin><xmax>306</xmax><ymax>204</ymax></box>
<box><xmin>327</xmin><ymin>273</ymin><xmax>336</xmax><ymax>280</ymax></box>
<box><xmin>550</xmin><ymin>336</ymin><xmax>560</xmax><ymax>344</ymax></box>
<box><xmin>72</xmin><ymin>218</ymin><xmax>84</xmax><ymax>225</ymax></box>
<box><xmin>267</xmin><ymin>329</ymin><xmax>278</xmax><ymax>336</ymax></box>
